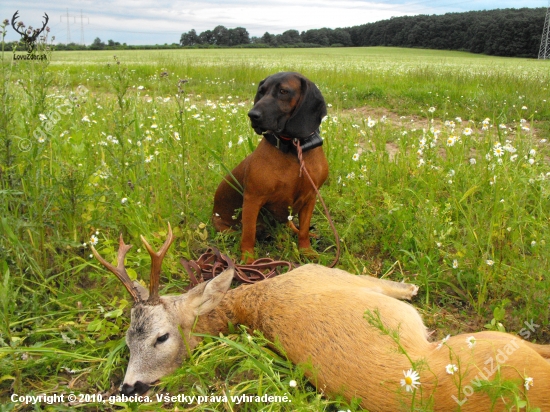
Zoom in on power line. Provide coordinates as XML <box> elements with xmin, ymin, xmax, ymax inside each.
<box><xmin>60</xmin><ymin>9</ymin><xmax>89</xmax><ymax>45</ymax></box>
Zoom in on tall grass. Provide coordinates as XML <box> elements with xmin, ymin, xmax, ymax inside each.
<box><xmin>1</xmin><ymin>45</ymin><xmax>549</xmax><ymax>410</ymax></box>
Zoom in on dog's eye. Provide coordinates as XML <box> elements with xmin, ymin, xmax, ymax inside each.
<box><xmin>279</xmin><ymin>89</ymin><xmax>288</xmax><ymax>95</ymax></box>
<box><xmin>156</xmin><ymin>333</ymin><xmax>169</xmax><ymax>344</ymax></box>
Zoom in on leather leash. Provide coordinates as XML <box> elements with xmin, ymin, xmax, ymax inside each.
<box><xmin>293</xmin><ymin>138</ymin><xmax>341</xmax><ymax>268</ymax></box>
<box><xmin>181</xmin><ymin>247</ymin><xmax>295</xmax><ymax>289</ymax></box>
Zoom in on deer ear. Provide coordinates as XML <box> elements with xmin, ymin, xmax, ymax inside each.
<box><xmin>132</xmin><ymin>280</ymin><xmax>149</xmax><ymax>301</ymax></box>
<box><xmin>188</xmin><ymin>268</ymin><xmax>234</xmax><ymax>316</ymax></box>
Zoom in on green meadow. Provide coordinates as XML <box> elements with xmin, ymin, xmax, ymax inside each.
<box><xmin>1</xmin><ymin>42</ymin><xmax>550</xmax><ymax>410</ymax></box>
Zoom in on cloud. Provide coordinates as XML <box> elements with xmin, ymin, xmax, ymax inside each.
<box><xmin>1</xmin><ymin>0</ymin><xmax>546</xmax><ymax>45</ymax></box>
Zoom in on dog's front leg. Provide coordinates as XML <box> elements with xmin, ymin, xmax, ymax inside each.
<box><xmin>240</xmin><ymin>194</ymin><xmax>263</xmax><ymax>263</ymax></box>
<box><xmin>297</xmin><ymin>197</ymin><xmax>317</xmax><ymax>257</ymax></box>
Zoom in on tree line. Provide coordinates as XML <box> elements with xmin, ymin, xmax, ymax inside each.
<box><xmin>5</xmin><ymin>7</ymin><xmax>545</xmax><ymax>57</ymax></box>
<box><xmin>180</xmin><ymin>7</ymin><xmax>546</xmax><ymax>58</ymax></box>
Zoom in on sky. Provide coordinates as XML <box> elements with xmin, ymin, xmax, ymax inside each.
<box><xmin>1</xmin><ymin>0</ymin><xmax>548</xmax><ymax>46</ymax></box>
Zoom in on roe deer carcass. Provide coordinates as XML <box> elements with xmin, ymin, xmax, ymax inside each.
<box><xmin>91</xmin><ymin>225</ymin><xmax>550</xmax><ymax>411</ymax></box>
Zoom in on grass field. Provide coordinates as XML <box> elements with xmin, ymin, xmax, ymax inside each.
<box><xmin>2</xmin><ymin>42</ymin><xmax>550</xmax><ymax>411</ymax></box>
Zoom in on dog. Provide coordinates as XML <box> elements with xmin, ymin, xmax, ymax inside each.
<box><xmin>212</xmin><ymin>72</ymin><xmax>328</xmax><ymax>263</ymax></box>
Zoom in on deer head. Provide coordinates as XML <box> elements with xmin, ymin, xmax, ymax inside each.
<box><xmin>91</xmin><ymin>223</ymin><xmax>234</xmax><ymax>395</ymax></box>
<box><xmin>11</xmin><ymin>10</ymin><xmax>49</xmax><ymax>53</ymax></box>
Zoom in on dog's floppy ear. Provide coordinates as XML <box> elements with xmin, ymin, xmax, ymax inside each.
<box><xmin>283</xmin><ymin>75</ymin><xmax>327</xmax><ymax>139</ymax></box>
<box><xmin>253</xmin><ymin>78</ymin><xmax>267</xmax><ymax>104</ymax></box>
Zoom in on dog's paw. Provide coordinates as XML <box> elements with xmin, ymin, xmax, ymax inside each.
<box><xmin>240</xmin><ymin>251</ymin><xmax>256</xmax><ymax>265</ymax></box>
<box><xmin>300</xmin><ymin>247</ymin><xmax>319</xmax><ymax>260</ymax></box>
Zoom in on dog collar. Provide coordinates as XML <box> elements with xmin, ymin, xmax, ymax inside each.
<box><xmin>263</xmin><ymin>130</ymin><xmax>323</xmax><ymax>154</ymax></box>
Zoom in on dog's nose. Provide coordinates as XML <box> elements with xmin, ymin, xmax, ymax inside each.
<box><xmin>248</xmin><ymin>110</ymin><xmax>261</xmax><ymax>122</ymax></box>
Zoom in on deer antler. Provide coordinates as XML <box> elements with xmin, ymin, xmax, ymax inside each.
<box><xmin>140</xmin><ymin>223</ymin><xmax>174</xmax><ymax>304</ymax></box>
<box><xmin>91</xmin><ymin>235</ymin><xmax>142</xmax><ymax>303</ymax></box>
<box><xmin>11</xmin><ymin>11</ymin><xmax>25</xmax><ymax>36</ymax></box>
<box><xmin>40</xmin><ymin>13</ymin><xmax>49</xmax><ymax>34</ymax></box>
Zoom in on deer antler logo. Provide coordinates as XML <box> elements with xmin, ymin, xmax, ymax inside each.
<box><xmin>11</xmin><ymin>10</ymin><xmax>49</xmax><ymax>54</ymax></box>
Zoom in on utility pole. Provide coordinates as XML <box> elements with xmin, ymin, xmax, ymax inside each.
<box><xmin>80</xmin><ymin>10</ymin><xmax>89</xmax><ymax>46</ymax></box>
<box><xmin>539</xmin><ymin>0</ymin><xmax>550</xmax><ymax>59</ymax></box>
<box><xmin>60</xmin><ymin>9</ymin><xmax>77</xmax><ymax>44</ymax></box>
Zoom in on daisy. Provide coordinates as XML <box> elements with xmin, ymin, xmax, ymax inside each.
<box><xmin>436</xmin><ymin>334</ymin><xmax>450</xmax><ymax>350</ymax></box>
<box><xmin>367</xmin><ymin>117</ymin><xmax>376</xmax><ymax>128</ymax></box>
<box><xmin>486</xmin><ymin>259</ymin><xmax>494</xmax><ymax>266</ymax></box>
<box><xmin>493</xmin><ymin>144</ymin><xmax>504</xmax><ymax>157</ymax></box>
<box><xmin>446</xmin><ymin>364</ymin><xmax>458</xmax><ymax>375</ymax></box>
<box><xmin>400</xmin><ymin>369</ymin><xmax>421</xmax><ymax>392</ymax></box>
<box><xmin>89</xmin><ymin>234</ymin><xmax>98</xmax><ymax>246</ymax></box>
<box><xmin>462</xmin><ymin>128</ymin><xmax>472</xmax><ymax>136</ymax></box>
<box><xmin>503</xmin><ymin>143</ymin><xmax>516</xmax><ymax>153</ymax></box>
<box><xmin>466</xmin><ymin>336</ymin><xmax>476</xmax><ymax>348</ymax></box>
<box><xmin>447</xmin><ymin>136</ymin><xmax>457</xmax><ymax>147</ymax></box>
<box><xmin>452</xmin><ymin>260</ymin><xmax>458</xmax><ymax>269</ymax></box>
<box><xmin>39</xmin><ymin>113</ymin><xmax>47</xmax><ymax>121</ymax></box>
<box><xmin>428</xmin><ymin>107</ymin><xmax>436</xmax><ymax>113</ymax></box>
<box><xmin>352</xmin><ymin>153</ymin><xmax>360</xmax><ymax>161</ymax></box>
<box><xmin>289</xmin><ymin>380</ymin><xmax>297</xmax><ymax>388</ymax></box>
<box><xmin>524</xmin><ymin>377</ymin><xmax>533</xmax><ymax>391</ymax></box>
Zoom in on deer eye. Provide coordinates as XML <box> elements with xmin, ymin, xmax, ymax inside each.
<box><xmin>156</xmin><ymin>333</ymin><xmax>169</xmax><ymax>344</ymax></box>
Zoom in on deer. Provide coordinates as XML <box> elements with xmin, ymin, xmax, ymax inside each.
<box><xmin>91</xmin><ymin>224</ymin><xmax>550</xmax><ymax>411</ymax></box>
<box><xmin>11</xmin><ymin>11</ymin><xmax>49</xmax><ymax>53</ymax></box>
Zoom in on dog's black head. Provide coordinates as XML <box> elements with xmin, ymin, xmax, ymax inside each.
<box><xmin>247</xmin><ymin>72</ymin><xmax>326</xmax><ymax>139</ymax></box>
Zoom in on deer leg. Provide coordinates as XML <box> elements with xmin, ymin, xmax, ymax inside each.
<box><xmin>356</xmin><ymin>275</ymin><xmax>419</xmax><ymax>300</ymax></box>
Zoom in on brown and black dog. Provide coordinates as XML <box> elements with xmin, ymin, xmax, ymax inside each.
<box><xmin>212</xmin><ymin>72</ymin><xmax>328</xmax><ymax>263</ymax></box>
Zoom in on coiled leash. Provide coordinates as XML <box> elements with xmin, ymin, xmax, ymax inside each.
<box><xmin>181</xmin><ymin>137</ymin><xmax>341</xmax><ymax>287</ymax></box>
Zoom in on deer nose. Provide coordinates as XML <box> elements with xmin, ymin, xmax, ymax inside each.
<box><xmin>121</xmin><ymin>381</ymin><xmax>150</xmax><ymax>396</ymax></box>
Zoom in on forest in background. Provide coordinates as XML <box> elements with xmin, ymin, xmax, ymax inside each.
<box><xmin>179</xmin><ymin>8</ymin><xmax>546</xmax><ymax>58</ymax></box>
